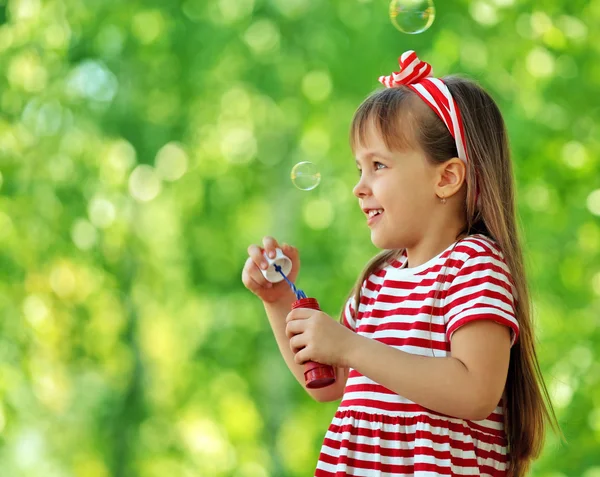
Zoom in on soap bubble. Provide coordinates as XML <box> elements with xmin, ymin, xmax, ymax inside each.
<box><xmin>291</xmin><ymin>161</ymin><xmax>321</xmax><ymax>191</ymax></box>
<box><xmin>389</xmin><ymin>0</ymin><xmax>435</xmax><ymax>34</ymax></box>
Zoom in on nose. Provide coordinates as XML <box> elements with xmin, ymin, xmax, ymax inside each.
<box><xmin>353</xmin><ymin>174</ymin><xmax>371</xmax><ymax>199</ymax></box>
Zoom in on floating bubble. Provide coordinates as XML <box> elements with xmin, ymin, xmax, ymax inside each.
<box><xmin>389</xmin><ymin>0</ymin><xmax>436</xmax><ymax>34</ymax></box>
<box><xmin>291</xmin><ymin>161</ymin><xmax>321</xmax><ymax>191</ymax></box>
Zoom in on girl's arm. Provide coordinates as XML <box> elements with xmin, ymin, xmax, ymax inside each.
<box><xmin>346</xmin><ymin>319</ymin><xmax>511</xmax><ymax>420</ymax></box>
<box><xmin>263</xmin><ymin>292</ymin><xmax>348</xmax><ymax>402</ymax></box>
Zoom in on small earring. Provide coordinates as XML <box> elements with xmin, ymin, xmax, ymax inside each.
<box><xmin>440</xmin><ymin>196</ymin><xmax>446</xmax><ymax>204</ymax></box>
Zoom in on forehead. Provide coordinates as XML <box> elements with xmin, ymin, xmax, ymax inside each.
<box><xmin>354</xmin><ymin>127</ymin><xmax>390</xmax><ymax>160</ymax></box>
<box><xmin>351</xmin><ymin>111</ymin><xmax>419</xmax><ymax>160</ymax></box>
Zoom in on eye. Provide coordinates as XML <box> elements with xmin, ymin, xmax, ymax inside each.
<box><xmin>356</xmin><ymin>161</ymin><xmax>387</xmax><ymax>177</ymax></box>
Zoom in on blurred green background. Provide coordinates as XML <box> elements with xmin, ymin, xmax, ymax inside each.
<box><xmin>0</xmin><ymin>0</ymin><xmax>598</xmax><ymax>475</ymax></box>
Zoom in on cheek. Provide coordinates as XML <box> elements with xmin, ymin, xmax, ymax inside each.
<box><xmin>382</xmin><ymin>176</ymin><xmax>425</xmax><ymax>205</ymax></box>
<box><xmin>381</xmin><ymin>181</ymin><xmax>435</xmax><ymax>221</ymax></box>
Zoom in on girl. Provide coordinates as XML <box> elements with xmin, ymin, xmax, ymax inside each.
<box><xmin>242</xmin><ymin>51</ymin><xmax>559</xmax><ymax>476</ymax></box>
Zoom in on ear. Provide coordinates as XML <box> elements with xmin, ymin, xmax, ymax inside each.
<box><xmin>434</xmin><ymin>157</ymin><xmax>466</xmax><ymax>199</ymax></box>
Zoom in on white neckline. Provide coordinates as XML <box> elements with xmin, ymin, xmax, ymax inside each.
<box><xmin>389</xmin><ymin>238</ymin><xmax>464</xmax><ymax>277</ymax></box>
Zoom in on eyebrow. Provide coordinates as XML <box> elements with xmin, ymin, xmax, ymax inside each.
<box><xmin>355</xmin><ymin>151</ymin><xmax>392</xmax><ymax>165</ymax></box>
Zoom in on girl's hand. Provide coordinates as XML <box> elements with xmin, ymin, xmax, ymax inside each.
<box><xmin>242</xmin><ymin>236</ymin><xmax>300</xmax><ymax>304</ymax></box>
<box><xmin>285</xmin><ymin>308</ymin><xmax>357</xmax><ymax>368</ymax></box>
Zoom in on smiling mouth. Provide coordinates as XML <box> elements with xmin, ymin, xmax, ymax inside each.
<box><xmin>367</xmin><ymin>209</ymin><xmax>384</xmax><ymax>225</ymax></box>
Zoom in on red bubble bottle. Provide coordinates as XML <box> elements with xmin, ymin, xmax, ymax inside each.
<box><xmin>291</xmin><ymin>297</ymin><xmax>336</xmax><ymax>389</ymax></box>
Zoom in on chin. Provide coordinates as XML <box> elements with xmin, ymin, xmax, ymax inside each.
<box><xmin>371</xmin><ymin>232</ymin><xmax>401</xmax><ymax>250</ymax></box>
<box><xmin>371</xmin><ymin>225</ymin><xmax>412</xmax><ymax>250</ymax></box>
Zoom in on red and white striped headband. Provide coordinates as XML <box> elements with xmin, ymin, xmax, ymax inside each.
<box><xmin>379</xmin><ymin>50</ymin><xmax>469</xmax><ymax>165</ymax></box>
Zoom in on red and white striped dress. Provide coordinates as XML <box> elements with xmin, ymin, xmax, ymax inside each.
<box><xmin>315</xmin><ymin>234</ymin><xmax>519</xmax><ymax>477</ymax></box>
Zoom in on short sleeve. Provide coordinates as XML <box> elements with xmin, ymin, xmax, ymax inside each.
<box><xmin>342</xmin><ymin>296</ymin><xmax>357</xmax><ymax>332</ymax></box>
<box><xmin>444</xmin><ymin>252</ymin><xmax>519</xmax><ymax>346</ymax></box>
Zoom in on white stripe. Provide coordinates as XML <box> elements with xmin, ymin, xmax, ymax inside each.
<box><xmin>446</xmin><ymin>278</ymin><xmax>514</xmax><ymax>307</ymax></box>
<box><xmin>326</xmin><ymin>414</ymin><xmax>506</xmax><ymax>447</ymax></box>
<box><xmin>411</xmin><ymin>79</ymin><xmax>468</xmax><ymax>164</ymax></box>
<box><xmin>392</xmin><ymin>55</ymin><xmax>420</xmax><ymax>83</ymax></box>
<box><xmin>341</xmin><ymin>390</ymin><xmax>418</xmax><ymax>407</ymax></box>
<box><xmin>325</xmin><ymin>406</ymin><xmax>506</xmax><ymax>444</ymax></box>
<box><xmin>410</xmin><ymin>83</ymin><xmax>449</xmax><ymax>134</ymax></box>
<box><xmin>344</xmin><ymin>298</ymin><xmax>357</xmax><ymax>331</ymax></box>
<box><xmin>316</xmin><ymin>460</ymin><xmax>413</xmax><ymax>477</ymax></box>
<box><xmin>371</xmin><ymin>328</ymin><xmax>447</xmax><ymax>343</ymax></box>
<box><xmin>428</xmin><ymin>78</ymin><xmax>468</xmax><ymax>162</ymax></box>
<box><xmin>342</xmin><ymin>390</ymin><xmax>422</xmax><ymax>405</ymax></box>
<box><xmin>321</xmin><ymin>444</ymin><xmax>416</xmax><ymax>465</ymax></box>
<box><xmin>447</xmin><ymin>303</ymin><xmax>516</xmax><ymax>326</ymax></box>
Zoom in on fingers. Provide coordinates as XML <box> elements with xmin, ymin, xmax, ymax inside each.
<box><xmin>262</xmin><ymin>236</ymin><xmax>279</xmax><ymax>260</ymax></box>
<box><xmin>242</xmin><ymin>256</ymin><xmax>272</xmax><ymax>290</ymax></box>
<box><xmin>281</xmin><ymin>242</ymin><xmax>299</xmax><ymax>262</ymax></box>
<box><xmin>247</xmin><ymin>244</ymin><xmax>270</xmax><ymax>271</ymax></box>
<box><xmin>285</xmin><ymin>318</ymin><xmax>303</xmax><ymax>339</ymax></box>
<box><xmin>244</xmin><ymin>237</ymin><xmax>298</xmax><ymax>295</ymax></box>
<box><xmin>247</xmin><ymin>236</ymin><xmax>284</xmax><ymax>268</ymax></box>
<box><xmin>294</xmin><ymin>348</ymin><xmax>309</xmax><ymax>365</ymax></box>
<box><xmin>289</xmin><ymin>334</ymin><xmax>306</xmax><ymax>355</ymax></box>
<box><xmin>286</xmin><ymin>308</ymin><xmax>312</xmax><ymax>323</ymax></box>
<box><xmin>294</xmin><ymin>348</ymin><xmax>310</xmax><ymax>364</ymax></box>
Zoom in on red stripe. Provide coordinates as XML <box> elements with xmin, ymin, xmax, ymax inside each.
<box><xmin>342</xmin><ymin>383</ymin><xmax>506</xmax><ymax>423</ymax></box>
<box><xmin>454</xmin><ymin>93</ymin><xmax>470</xmax><ymax>160</ymax></box>
<box><xmin>339</xmin><ymin>397</ymin><xmax>438</xmax><ymax>414</ymax></box>
<box><xmin>422</xmin><ymin>79</ymin><xmax>452</xmax><ymax>112</ymax></box>
<box><xmin>446</xmin><ymin>288</ymin><xmax>514</xmax><ymax>317</ymax></box>
<box><xmin>402</xmin><ymin>61</ymin><xmax>430</xmax><ymax>85</ymax></box>
<box><xmin>357</xmin><ymin>256</ymin><xmax>512</xmax><ymax>308</ymax></box>
<box><xmin>358</xmin><ymin>305</ymin><xmax>446</xmax><ymax>321</ymax></box>
<box><xmin>323</xmin><ymin>438</ymin><xmax>504</xmax><ymax>466</ymax></box>
<box><xmin>401</xmin><ymin>51</ymin><xmax>418</xmax><ymax>69</ymax></box>
<box><xmin>320</xmin><ymin>434</ymin><xmax>507</xmax><ymax>468</ymax></box>
<box><xmin>447</xmin><ymin>274</ymin><xmax>514</xmax><ymax>298</ymax></box>
<box><xmin>486</xmin><ymin>411</ymin><xmax>504</xmax><ymax>423</ymax></box>
<box><xmin>359</xmin><ymin>319</ymin><xmax>446</xmax><ymax>334</ymax></box>
<box><xmin>319</xmin><ymin>451</ymin><xmax>416</xmax><ymax>473</ymax></box>
<box><xmin>469</xmin><ymin>236</ymin><xmax>495</xmax><ymax>256</ymax></box>
<box><xmin>392</xmin><ymin>51</ymin><xmax>433</xmax><ymax>86</ymax></box>
<box><xmin>410</xmin><ymin>80</ymin><xmax>454</xmax><ymax>136</ymax></box>
<box><xmin>378</xmin><ymin>267</ymin><xmax>511</xmax><ymax>298</ymax></box>
<box><xmin>375</xmin><ymin>336</ymin><xmax>450</xmax><ymax>351</ymax></box>
<box><xmin>344</xmin><ymin>382</ymin><xmax>405</xmax><ymax>395</ymax></box>
<box><xmin>447</xmin><ymin>314</ymin><xmax>520</xmax><ymax>344</ymax></box>
<box><xmin>342</xmin><ymin>314</ymin><xmax>353</xmax><ymax>331</ymax></box>
<box><xmin>330</xmin><ymin>409</ymin><xmax>508</xmax><ymax>442</ymax></box>
<box><xmin>368</xmin><ymin>274</ymin><xmax>512</xmax><ymax>307</ymax></box>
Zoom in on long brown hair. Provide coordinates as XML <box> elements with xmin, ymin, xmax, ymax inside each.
<box><xmin>342</xmin><ymin>77</ymin><xmax>561</xmax><ymax>475</ymax></box>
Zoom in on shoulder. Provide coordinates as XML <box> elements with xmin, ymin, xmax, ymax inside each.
<box><xmin>452</xmin><ymin>234</ymin><xmax>510</xmax><ymax>273</ymax></box>
<box><xmin>454</xmin><ymin>234</ymin><xmax>506</xmax><ymax>262</ymax></box>
<box><xmin>448</xmin><ymin>234</ymin><xmax>515</xmax><ymax>293</ymax></box>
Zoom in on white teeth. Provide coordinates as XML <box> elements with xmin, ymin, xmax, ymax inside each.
<box><xmin>368</xmin><ymin>209</ymin><xmax>383</xmax><ymax>218</ymax></box>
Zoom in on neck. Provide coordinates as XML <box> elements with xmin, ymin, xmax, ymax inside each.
<box><xmin>404</xmin><ymin>215</ymin><xmax>468</xmax><ymax>269</ymax></box>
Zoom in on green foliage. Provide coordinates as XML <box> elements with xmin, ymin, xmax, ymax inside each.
<box><xmin>0</xmin><ymin>0</ymin><xmax>598</xmax><ymax>475</ymax></box>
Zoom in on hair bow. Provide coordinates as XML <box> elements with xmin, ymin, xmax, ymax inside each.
<box><xmin>378</xmin><ymin>50</ymin><xmax>433</xmax><ymax>88</ymax></box>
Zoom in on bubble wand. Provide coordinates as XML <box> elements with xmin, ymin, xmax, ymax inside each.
<box><xmin>261</xmin><ymin>249</ymin><xmax>336</xmax><ymax>389</ymax></box>
<box><xmin>274</xmin><ymin>263</ymin><xmax>306</xmax><ymax>299</ymax></box>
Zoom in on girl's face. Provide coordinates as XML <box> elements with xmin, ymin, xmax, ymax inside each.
<box><xmin>353</xmin><ymin>124</ymin><xmax>439</xmax><ymax>250</ymax></box>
